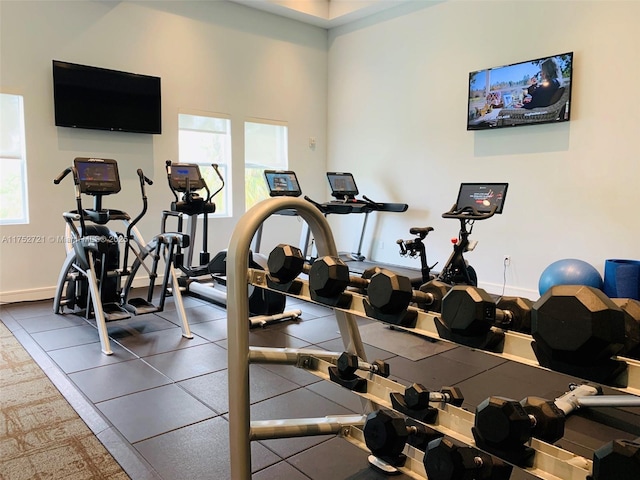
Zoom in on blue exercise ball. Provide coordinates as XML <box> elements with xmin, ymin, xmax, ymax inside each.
<box><xmin>538</xmin><ymin>258</ymin><xmax>603</xmax><ymax>296</ymax></box>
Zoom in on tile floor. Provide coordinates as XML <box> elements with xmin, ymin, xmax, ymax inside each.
<box><xmin>2</xmin><ymin>291</ymin><xmax>639</xmax><ymax>480</ymax></box>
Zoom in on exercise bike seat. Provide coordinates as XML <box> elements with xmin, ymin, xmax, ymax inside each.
<box><xmin>409</xmin><ymin>226</ymin><xmax>434</xmax><ymax>238</ymax></box>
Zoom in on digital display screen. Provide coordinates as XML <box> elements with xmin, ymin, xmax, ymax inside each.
<box><xmin>456</xmin><ymin>183</ymin><xmax>508</xmax><ymax>214</ymax></box>
<box><xmin>74</xmin><ymin>157</ymin><xmax>121</xmax><ymax>195</ymax></box>
<box><xmin>264</xmin><ymin>170</ymin><xmax>302</xmax><ymax>197</ymax></box>
<box><xmin>467</xmin><ymin>52</ymin><xmax>573</xmax><ymax>130</ymax></box>
<box><xmin>327</xmin><ymin>172</ymin><xmax>358</xmax><ymax>198</ymax></box>
<box><xmin>169</xmin><ymin>164</ymin><xmax>206</xmax><ymax>191</ymax></box>
<box><xmin>53</xmin><ymin>60</ymin><xmax>161</xmax><ymax>134</ymax></box>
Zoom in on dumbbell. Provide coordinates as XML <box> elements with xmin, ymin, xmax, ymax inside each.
<box><xmin>336</xmin><ymin>352</ymin><xmax>390</xmax><ymax>377</ymax></box>
<box><xmin>328</xmin><ymin>352</ymin><xmax>389</xmax><ymax>392</ymax></box>
<box><xmin>363</xmin><ymin>409</ymin><xmax>442</xmax><ymax>467</ymax></box>
<box><xmin>366</xmin><ymin>274</ymin><xmax>450</xmax><ymax>314</ymax></box>
<box><xmin>611</xmin><ymin>298</ymin><xmax>640</xmax><ymax>359</ymax></box>
<box><xmin>390</xmin><ymin>383</ymin><xmax>464</xmax><ymax>423</ymax></box>
<box><xmin>474</xmin><ymin>383</ymin><xmax>602</xmax><ymax>451</ymax></box>
<box><xmin>268</xmin><ymin>244</ymin><xmax>370</xmax><ymax>299</ymax></box>
<box><xmin>440</xmin><ymin>285</ymin><xmax>533</xmax><ymax>336</ymax></box>
<box><xmin>424</xmin><ymin>437</ymin><xmax>512</xmax><ymax>480</ymax></box>
<box><xmin>531</xmin><ymin>285</ymin><xmax>627</xmax><ymax>381</ymax></box>
<box><xmin>267</xmin><ymin>244</ymin><xmax>309</xmax><ymax>284</ymax></box>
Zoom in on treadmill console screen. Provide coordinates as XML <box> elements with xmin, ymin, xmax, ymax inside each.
<box><xmin>455</xmin><ymin>183</ymin><xmax>508</xmax><ymax>214</ymax></box>
<box><xmin>327</xmin><ymin>172</ymin><xmax>359</xmax><ymax>199</ymax></box>
<box><xmin>264</xmin><ymin>170</ymin><xmax>302</xmax><ymax>197</ymax></box>
<box><xmin>74</xmin><ymin>157</ymin><xmax>121</xmax><ymax>195</ymax></box>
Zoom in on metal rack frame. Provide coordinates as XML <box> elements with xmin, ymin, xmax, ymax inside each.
<box><xmin>227</xmin><ymin>197</ymin><xmax>639</xmax><ymax>480</ymax></box>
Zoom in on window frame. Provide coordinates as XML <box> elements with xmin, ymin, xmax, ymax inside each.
<box><xmin>0</xmin><ymin>92</ymin><xmax>29</xmax><ymax>225</ymax></box>
<box><xmin>178</xmin><ymin>110</ymin><xmax>232</xmax><ymax>218</ymax></box>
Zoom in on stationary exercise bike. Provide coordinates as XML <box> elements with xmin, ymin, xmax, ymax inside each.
<box><xmin>397</xmin><ymin>183</ymin><xmax>509</xmax><ymax>287</ymax></box>
<box><xmin>161</xmin><ymin>161</ymin><xmax>301</xmax><ymax>327</ymax></box>
<box><xmin>53</xmin><ymin>157</ymin><xmax>192</xmax><ymax>355</ymax></box>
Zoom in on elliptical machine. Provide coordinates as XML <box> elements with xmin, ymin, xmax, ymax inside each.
<box><xmin>162</xmin><ymin>161</ymin><xmax>301</xmax><ymax>327</ymax></box>
<box><xmin>53</xmin><ymin>157</ymin><xmax>192</xmax><ymax>355</ymax></box>
<box><xmin>397</xmin><ymin>183</ymin><xmax>509</xmax><ymax>287</ymax></box>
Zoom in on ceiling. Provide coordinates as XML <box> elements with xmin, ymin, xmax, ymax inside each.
<box><xmin>227</xmin><ymin>0</ymin><xmax>415</xmax><ymax>29</ymax></box>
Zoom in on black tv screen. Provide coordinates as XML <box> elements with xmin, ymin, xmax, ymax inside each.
<box><xmin>53</xmin><ymin>60</ymin><xmax>161</xmax><ymax>134</ymax></box>
<box><xmin>467</xmin><ymin>52</ymin><xmax>573</xmax><ymax>130</ymax></box>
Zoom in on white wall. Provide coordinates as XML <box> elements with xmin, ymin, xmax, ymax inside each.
<box><xmin>0</xmin><ymin>0</ymin><xmax>328</xmax><ymax>302</ymax></box>
<box><xmin>327</xmin><ymin>0</ymin><xmax>640</xmax><ymax>297</ymax></box>
<box><xmin>2</xmin><ymin>0</ymin><xmax>639</xmax><ymax>302</ymax></box>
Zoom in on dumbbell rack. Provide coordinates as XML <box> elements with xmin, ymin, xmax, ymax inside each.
<box><xmin>248</xmin><ymin>267</ymin><xmax>640</xmax><ymax>397</ymax></box>
<box><xmin>227</xmin><ymin>197</ymin><xmax>638</xmax><ymax>480</ymax></box>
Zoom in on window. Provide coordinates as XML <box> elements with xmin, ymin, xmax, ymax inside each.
<box><xmin>0</xmin><ymin>93</ymin><xmax>29</xmax><ymax>225</ymax></box>
<box><xmin>178</xmin><ymin>112</ymin><xmax>231</xmax><ymax>216</ymax></box>
<box><xmin>245</xmin><ymin>120</ymin><xmax>288</xmax><ymax>210</ymax></box>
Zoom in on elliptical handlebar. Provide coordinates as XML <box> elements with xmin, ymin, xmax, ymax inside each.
<box><xmin>209</xmin><ymin>164</ymin><xmax>224</xmax><ymax>202</ymax></box>
<box><xmin>54</xmin><ymin>165</ymin><xmax>85</xmax><ymax>234</ymax></box>
<box><xmin>54</xmin><ymin>167</ymin><xmax>75</xmax><ymax>185</ymax></box>
<box><xmin>137</xmin><ymin>168</ymin><xmax>153</xmax><ymax>186</ymax></box>
<box><xmin>128</xmin><ymin>169</ymin><xmax>151</xmax><ymax>234</ymax></box>
<box><xmin>442</xmin><ymin>203</ymin><xmax>497</xmax><ymax>221</ymax></box>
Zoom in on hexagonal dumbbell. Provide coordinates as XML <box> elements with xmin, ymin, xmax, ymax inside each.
<box><xmin>474</xmin><ymin>384</ymin><xmax>601</xmax><ymax>451</ymax></box>
<box><xmin>308</xmin><ymin>256</ymin><xmax>369</xmax><ymax>298</ymax></box>
<box><xmin>336</xmin><ymin>352</ymin><xmax>390</xmax><ymax>378</ymax></box>
<box><xmin>404</xmin><ymin>383</ymin><xmax>464</xmax><ymax>409</ymax></box>
<box><xmin>531</xmin><ymin>285</ymin><xmax>626</xmax><ymax>369</ymax></box>
<box><xmin>390</xmin><ymin>383</ymin><xmax>465</xmax><ymax>424</ymax></box>
<box><xmin>424</xmin><ymin>437</ymin><xmax>512</xmax><ymax>480</ymax></box>
<box><xmin>496</xmin><ymin>296</ymin><xmax>534</xmax><ymax>333</ymax></box>
<box><xmin>611</xmin><ymin>298</ymin><xmax>640</xmax><ymax>359</ymax></box>
<box><xmin>366</xmin><ymin>273</ymin><xmax>449</xmax><ymax>315</ymax></box>
<box><xmin>590</xmin><ymin>438</ymin><xmax>640</xmax><ymax>480</ymax></box>
<box><xmin>328</xmin><ymin>352</ymin><xmax>389</xmax><ymax>393</ymax></box>
<box><xmin>268</xmin><ymin>245</ymin><xmax>372</xmax><ymax>304</ymax></box>
<box><xmin>440</xmin><ymin>285</ymin><xmax>533</xmax><ymax>336</ymax></box>
<box><xmin>363</xmin><ymin>409</ymin><xmax>442</xmax><ymax>467</ymax></box>
<box><xmin>267</xmin><ymin>244</ymin><xmax>309</xmax><ymax>284</ymax></box>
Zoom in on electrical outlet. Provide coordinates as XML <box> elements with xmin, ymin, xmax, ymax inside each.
<box><xmin>503</xmin><ymin>255</ymin><xmax>511</xmax><ymax>266</ymax></box>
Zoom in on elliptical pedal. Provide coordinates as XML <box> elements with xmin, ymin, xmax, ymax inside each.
<box><xmin>101</xmin><ymin>302</ymin><xmax>131</xmax><ymax>321</ymax></box>
<box><xmin>124</xmin><ymin>297</ymin><xmax>159</xmax><ymax>315</ymax></box>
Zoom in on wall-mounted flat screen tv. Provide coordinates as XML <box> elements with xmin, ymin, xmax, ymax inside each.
<box><xmin>467</xmin><ymin>52</ymin><xmax>573</xmax><ymax>130</ymax></box>
<box><xmin>53</xmin><ymin>60</ymin><xmax>161</xmax><ymax>134</ymax></box>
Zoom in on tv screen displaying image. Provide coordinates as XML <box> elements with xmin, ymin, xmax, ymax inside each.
<box><xmin>53</xmin><ymin>60</ymin><xmax>162</xmax><ymax>134</ymax></box>
<box><xmin>467</xmin><ymin>52</ymin><xmax>573</xmax><ymax>130</ymax></box>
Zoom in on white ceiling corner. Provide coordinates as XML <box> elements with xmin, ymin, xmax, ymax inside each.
<box><xmin>227</xmin><ymin>0</ymin><xmax>414</xmax><ymax>29</ymax></box>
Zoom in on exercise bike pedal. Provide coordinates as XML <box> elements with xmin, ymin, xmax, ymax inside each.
<box><xmin>124</xmin><ymin>297</ymin><xmax>159</xmax><ymax>315</ymax></box>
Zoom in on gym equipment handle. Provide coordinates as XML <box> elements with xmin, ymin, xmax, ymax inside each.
<box><xmin>54</xmin><ymin>167</ymin><xmax>73</xmax><ymax>185</ymax></box>
<box><xmin>442</xmin><ymin>203</ymin><xmax>497</xmax><ymax>221</ymax></box>
<box><xmin>137</xmin><ymin>168</ymin><xmax>153</xmax><ymax>186</ymax></box>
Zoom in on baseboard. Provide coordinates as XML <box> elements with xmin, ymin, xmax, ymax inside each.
<box><xmin>0</xmin><ymin>276</ymin><xmax>160</xmax><ymax>305</ymax></box>
<box><xmin>478</xmin><ymin>281</ymin><xmax>538</xmax><ymax>300</ymax></box>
